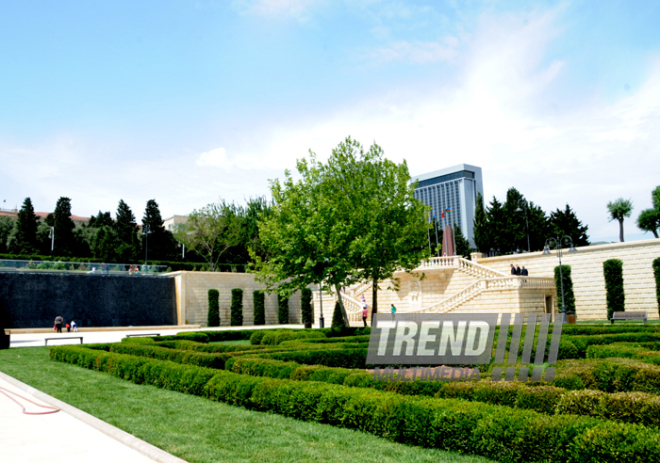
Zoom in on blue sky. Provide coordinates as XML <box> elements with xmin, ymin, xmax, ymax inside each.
<box><xmin>1</xmin><ymin>0</ymin><xmax>659</xmax><ymax>243</ymax></box>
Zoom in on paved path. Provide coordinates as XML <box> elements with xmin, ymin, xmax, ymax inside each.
<box><xmin>0</xmin><ymin>372</ymin><xmax>185</xmax><ymax>463</ymax></box>
<box><xmin>9</xmin><ymin>324</ymin><xmax>305</xmax><ymax>348</ymax></box>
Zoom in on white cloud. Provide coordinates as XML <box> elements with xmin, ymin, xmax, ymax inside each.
<box><xmin>370</xmin><ymin>38</ymin><xmax>458</xmax><ymax>64</ymax></box>
<box><xmin>196</xmin><ymin>147</ymin><xmax>232</xmax><ymax>168</ymax></box>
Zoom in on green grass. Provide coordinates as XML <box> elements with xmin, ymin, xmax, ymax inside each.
<box><xmin>0</xmin><ymin>347</ymin><xmax>493</xmax><ymax>463</ymax></box>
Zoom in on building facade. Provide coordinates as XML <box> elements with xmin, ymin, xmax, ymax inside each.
<box><xmin>411</xmin><ymin>164</ymin><xmax>484</xmax><ymax>246</ymax></box>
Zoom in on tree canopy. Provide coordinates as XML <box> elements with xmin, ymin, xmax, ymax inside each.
<box><xmin>255</xmin><ymin>137</ymin><xmax>429</xmax><ymax>324</ymax></box>
<box><xmin>637</xmin><ymin>186</ymin><xmax>660</xmax><ymax>239</ymax></box>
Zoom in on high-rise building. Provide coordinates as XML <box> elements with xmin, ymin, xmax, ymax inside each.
<box><xmin>411</xmin><ymin>164</ymin><xmax>484</xmax><ymax>246</ymax></box>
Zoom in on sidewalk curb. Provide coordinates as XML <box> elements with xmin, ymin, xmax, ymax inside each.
<box><xmin>0</xmin><ymin>371</ymin><xmax>188</xmax><ymax>463</ymax></box>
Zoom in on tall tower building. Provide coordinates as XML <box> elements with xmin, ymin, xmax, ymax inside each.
<box><xmin>411</xmin><ymin>164</ymin><xmax>484</xmax><ymax>247</ymax></box>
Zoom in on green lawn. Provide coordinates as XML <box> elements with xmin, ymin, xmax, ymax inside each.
<box><xmin>0</xmin><ymin>347</ymin><xmax>493</xmax><ymax>463</ymax></box>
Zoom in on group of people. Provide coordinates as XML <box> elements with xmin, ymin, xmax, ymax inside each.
<box><xmin>53</xmin><ymin>315</ymin><xmax>77</xmax><ymax>333</ymax></box>
<box><xmin>510</xmin><ymin>264</ymin><xmax>529</xmax><ymax>276</ymax></box>
<box><xmin>127</xmin><ymin>265</ymin><xmax>140</xmax><ymax>275</ymax></box>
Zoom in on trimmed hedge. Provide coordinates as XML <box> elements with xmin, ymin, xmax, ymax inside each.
<box><xmin>195</xmin><ymin>329</ymin><xmax>261</xmax><ymax>342</ymax></box>
<box><xmin>604</xmin><ymin>259</ymin><xmax>625</xmax><ymax>319</ymax></box>
<box><xmin>152</xmin><ymin>332</ymin><xmax>210</xmax><ymax>343</ymax></box>
<box><xmin>157</xmin><ymin>340</ymin><xmax>271</xmax><ymax>354</ymax></box>
<box><xmin>253</xmin><ymin>290</ymin><xmax>265</xmax><ymax>326</ymax></box>
<box><xmin>564</xmin><ymin>332</ymin><xmax>660</xmax><ymax>358</ymax></box>
<box><xmin>301</xmin><ymin>288</ymin><xmax>313</xmax><ymax>325</ymax></box>
<box><xmin>50</xmin><ymin>345</ymin><xmax>660</xmax><ymax>463</ymax></box>
<box><xmin>553</xmin><ymin>358</ymin><xmax>660</xmax><ymax>393</ymax></box>
<box><xmin>106</xmin><ymin>342</ymin><xmax>231</xmax><ymax>369</ymax></box>
<box><xmin>262</xmin><ymin>347</ymin><xmax>367</xmax><ymax>369</ymax></box>
<box><xmin>230</xmin><ymin>288</ymin><xmax>243</xmax><ymax>326</ymax></box>
<box><xmin>654</xmin><ymin>257</ymin><xmax>660</xmax><ymax>318</ymax></box>
<box><xmin>207</xmin><ymin>289</ymin><xmax>220</xmax><ymax>327</ymax></box>
<box><xmin>277</xmin><ymin>294</ymin><xmax>288</xmax><ymax>324</ymax></box>
<box><xmin>259</xmin><ymin>330</ymin><xmax>326</xmax><ymax>346</ymax></box>
<box><xmin>554</xmin><ymin>265</ymin><xmax>576</xmax><ymax>314</ymax></box>
<box><xmin>561</xmin><ymin>325</ymin><xmax>660</xmax><ymax>336</ymax></box>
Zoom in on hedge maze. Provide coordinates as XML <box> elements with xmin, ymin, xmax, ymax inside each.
<box><xmin>50</xmin><ymin>324</ymin><xmax>660</xmax><ymax>463</ymax></box>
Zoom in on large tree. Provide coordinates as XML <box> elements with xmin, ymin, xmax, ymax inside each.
<box><xmin>8</xmin><ymin>197</ymin><xmax>39</xmax><ymax>254</ymax></box>
<box><xmin>486</xmin><ymin>196</ymin><xmax>505</xmax><ymax>255</ymax></box>
<box><xmin>0</xmin><ymin>216</ymin><xmax>14</xmax><ymax>253</ymax></box>
<box><xmin>174</xmin><ymin>200</ymin><xmax>242</xmax><ymax>271</ymax></box>
<box><xmin>142</xmin><ymin>199</ymin><xmax>176</xmax><ymax>261</ymax></box>
<box><xmin>637</xmin><ymin>186</ymin><xmax>660</xmax><ymax>239</ymax></box>
<box><xmin>53</xmin><ymin>197</ymin><xmax>76</xmax><ymax>255</ymax></box>
<box><xmin>607</xmin><ymin>198</ymin><xmax>634</xmax><ymax>242</ymax></box>
<box><xmin>115</xmin><ymin>200</ymin><xmax>139</xmax><ymax>262</ymax></box>
<box><xmin>548</xmin><ymin>205</ymin><xmax>590</xmax><ymax>247</ymax></box>
<box><xmin>472</xmin><ymin>193</ymin><xmax>490</xmax><ymax>254</ymax></box>
<box><xmin>255</xmin><ymin>137</ymin><xmax>429</xmax><ymax>325</ymax></box>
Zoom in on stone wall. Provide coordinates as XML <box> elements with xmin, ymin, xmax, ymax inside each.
<box><xmin>474</xmin><ymin>239</ymin><xmax>660</xmax><ymax>320</ymax></box>
<box><xmin>169</xmin><ymin>271</ymin><xmax>302</xmax><ymax>327</ymax></box>
<box><xmin>0</xmin><ymin>272</ymin><xmax>177</xmax><ymax>328</ymax></box>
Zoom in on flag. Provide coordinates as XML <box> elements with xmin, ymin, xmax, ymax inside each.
<box><xmin>441</xmin><ymin>211</ymin><xmax>445</xmax><ymax>218</ymax></box>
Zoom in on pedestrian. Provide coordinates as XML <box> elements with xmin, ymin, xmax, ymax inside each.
<box><xmin>521</xmin><ymin>266</ymin><xmax>529</xmax><ymax>276</ymax></box>
<box><xmin>510</xmin><ymin>264</ymin><xmax>516</xmax><ymax>275</ymax></box>
<box><xmin>362</xmin><ymin>302</ymin><xmax>368</xmax><ymax>327</ymax></box>
<box><xmin>516</xmin><ymin>265</ymin><xmax>522</xmax><ymax>275</ymax></box>
<box><xmin>71</xmin><ymin>320</ymin><xmax>78</xmax><ymax>332</ymax></box>
<box><xmin>391</xmin><ymin>304</ymin><xmax>397</xmax><ymax>314</ymax></box>
<box><xmin>66</xmin><ymin>323</ymin><xmax>70</xmax><ymax>333</ymax></box>
<box><xmin>128</xmin><ymin>265</ymin><xmax>133</xmax><ymax>275</ymax></box>
<box><xmin>54</xmin><ymin>315</ymin><xmax>63</xmax><ymax>333</ymax></box>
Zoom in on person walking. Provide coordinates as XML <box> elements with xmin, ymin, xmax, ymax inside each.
<box><xmin>71</xmin><ymin>320</ymin><xmax>78</xmax><ymax>332</ymax></box>
<box><xmin>515</xmin><ymin>265</ymin><xmax>522</xmax><ymax>275</ymax></box>
<box><xmin>521</xmin><ymin>266</ymin><xmax>529</xmax><ymax>276</ymax></box>
<box><xmin>362</xmin><ymin>303</ymin><xmax>368</xmax><ymax>327</ymax></box>
<box><xmin>510</xmin><ymin>264</ymin><xmax>516</xmax><ymax>275</ymax></box>
<box><xmin>54</xmin><ymin>315</ymin><xmax>63</xmax><ymax>333</ymax></box>
<box><xmin>391</xmin><ymin>304</ymin><xmax>397</xmax><ymax>314</ymax></box>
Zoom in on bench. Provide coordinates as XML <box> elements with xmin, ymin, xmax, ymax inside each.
<box><xmin>125</xmin><ymin>333</ymin><xmax>160</xmax><ymax>338</ymax></box>
<box><xmin>44</xmin><ymin>336</ymin><xmax>84</xmax><ymax>346</ymax></box>
<box><xmin>610</xmin><ymin>311</ymin><xmax>647</xmax><ymax>324</ymax></box>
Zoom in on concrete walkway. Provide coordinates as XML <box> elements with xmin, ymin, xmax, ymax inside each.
<box><xmin>9</xmin><ymin>324</ymin><xmax>305</xmax><ymax>348</ymax></box>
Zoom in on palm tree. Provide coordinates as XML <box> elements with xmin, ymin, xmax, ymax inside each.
<box><xmin>607</xmin><ymin>198</ymin><xmax>634</xmax><ymax>242</ymax></box>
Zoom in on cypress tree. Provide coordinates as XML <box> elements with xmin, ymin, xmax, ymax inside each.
<box><xmin>654</xmin><ymin>258</ymin><xmax>660</xmax><ymax>318</ymax></box>
<box><xmin>301</xmin><ymin>288</ymin><xmax>313</xmax><ymax>326</ymax></box>
<box><xmin>11</xmin><ymin>197</ymin><xmax>39</xmax><ymax>254</ymax></box>
<box><xmin>115</xmin><ymin>200</ymin><xmax>138</xmax><ymax>262</ymax></box>
<box><xmin>253</xmin><ymin>290</ymin><xmax>266</xmax><ymax>325</ymax></box>
<box><xmin>554</xmin><ymin>265</ymin><xmax>576</xmax><ymax>315</ymax></box>
<box><xmin>603</xmin><ymin>259</ymin><xmax>625</xmax><ymax>320</ymax></box>
<box><xmin>472</xmin><ymin>192</ymin><xmax>490</xmax><ymax>253</ymax></box>
<box><xmin>231</xmin><ymin>289</ymin><xmax>243</xmax><ymax>326</ymax></box>
<box><xmin>207</xmin><ymin>289</ymin><xmax>220</xmax><ymax>327</ymax></box>
<box><xmin>142</xmin><ymin>199</ymin><xmax>175</xmax><ymax>260</ymax></box>
<box><xmin>53</xmin><ymin>197</ymin><xmax>76</xmax><ymax>255</ymax></box>
<box><xmin>277</xmin><ymin>294</ymin><xmax>289</xmax><ymax>324</ymax></box>
<box><xmin>331</xmin><ymin>301</ymin><xmax>344</xmax><ymax>328</ymax></box>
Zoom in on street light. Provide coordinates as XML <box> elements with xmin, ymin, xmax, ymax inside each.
<box><xmin>516</xmin><ymin>200</ymin><xmax>531</xmax><ymax>253</ymax></box>
<box><xmin>543</xmin><ymin>235</ymin><xmax>577</xmax><ymax>319</ymax></box>
<box><xmin>48</xmin><ymin>227</ymin><xmax>54</xmax><ymax>252</ymax></box>
<box><xmin>143</xmin><ymin>225</ymin><xmax>152</xmax><ymax>272</ymax></box>
<box><xmin>318</xmin><ymin>283</ymin><xmax>325</xmax><ymax>328</ymax></box>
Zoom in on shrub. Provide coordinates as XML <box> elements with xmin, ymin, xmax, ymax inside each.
<box><xmin>195</xmin><ymin>329</ymin><xmax>260</xmax><ymax>342</ymax></box>
<box><xmin>604</xmin><ymin>259</ymin><xmax>625</xmax><ymax>319</ymax></box>
<box><xmin>230</xmin><ymin>288</ymin><xmax>243</xmax><ymax>326</ymax></box>
<box><xmin>553</xmin><ymin>358</ymin><xmax>660</xmax><ymax>394</ymax></box>
<box><xmin>207</xmin><ymin>289</ymin><xmax>220</xmax><ymax>327</ymax></box>
<box><xmin>253</xmin><ymin>290</ymin><xmax>265</xmax><ymax>326</ymax></box>
<box><xmin>554</xmin><ymin>265</ymin><xmax>576</xmax><ymax>314</ymax></box>
<box><xmin>654</xmin><ymin>257</ymin><xmax>660</xmax><ymax>318</ymax></box>
<box><xmin>107</xmin><ymin>342</ymin><xmax>230</xmax><ymax>369</ymax></box>
<box><xmin>301</xmin><ymin>288</ymin><xmax>313</xmax><ymax>326</ymax></box>
<box><xmin>152</xmin><ymin>332</ymin><xmax>210</xmax><ymax>343</ymax></box>
<box><xmin>250</xmin><ymin>331</ymin><xmax>267</xmax><ymax>345</ymax></box>
<box><xmin>277</xmin><ymin>294</ymin><xmax>289</xmax><ymax>324</ymax></box>
<box><xmin>331</xmin><ymin>301</ymin><xmax>344</xmax><ymax>328</ymax></box>
<box><xmin>263</xmin><ymin>347</ymin><xmax>367</xmax><ymax>369</ymax></box>
<box><xmin>52</xmin><ymin>344</ymin><xmax>660</xmax><ymax>462</ymax></box>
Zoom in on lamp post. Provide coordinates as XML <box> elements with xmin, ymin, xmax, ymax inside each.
<box><xmin>143</xmin><ymin>225</ymin><xmax>152</xmax><ymax>272</ymax></box>
<box><xmin>318</xmin><ymin>283</ymin><xmax>325</xmax><ymax>328</ymax></box>
<box><xmin>48</xmin><ymin>227</ymin><xmax>54</xmax><ymax>252</ymax></box>
<box><xmin>516</xmin><ymin>200</ymin><xmax>531</xmax><ymax>253</ymax></box>
<box><xmin>543</xmin><ymin>235</ymin><xmax>577</xmax><ymax>319</ymax></box>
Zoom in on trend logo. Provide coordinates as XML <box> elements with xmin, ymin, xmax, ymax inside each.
<box><xmin>366</xmin><ymin>313</ymin><xmax>562</xmax><ymax>382</ymax></box>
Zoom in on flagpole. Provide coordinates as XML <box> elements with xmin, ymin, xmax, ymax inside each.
<box><xmin>433</xmin><ymin>214</ymin><xmax>440</xmax><ymax>257</ymax></box>
<box><xmin>427</xmin><ymin>213</ymin><xmax>432</xmax><ymax>254</ymax></box>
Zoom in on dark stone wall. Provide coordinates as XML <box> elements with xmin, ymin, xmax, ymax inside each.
<box><xmin>0</xmin><ymin>273</ymin><xmax>177</xmax><ymax>328</ymax></box>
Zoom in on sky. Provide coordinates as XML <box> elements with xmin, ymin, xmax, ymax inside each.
<box><xmin>1</xmin><ymin>0</ymin><xmax>659</xmax><ymax>243</ymax></box>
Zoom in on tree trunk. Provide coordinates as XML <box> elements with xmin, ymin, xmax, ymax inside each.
<box><xmin>334</xmin><ymin>284</ymin><xmax>350</xmax><ymax>327</ymax></box>
<box><xmin>619</xmin><ymin>218</ymin><xmax>624</xmax><ymax>242</ymax></box>
<box><xmin>653</xmin><ymin>230</ymin><xmax>659</xmax><ymax>239</ymax></box>
<box><xmin>372</xmin><ymin>277</ymin><xmax>378</xmax><ymax>314</ymax></box>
